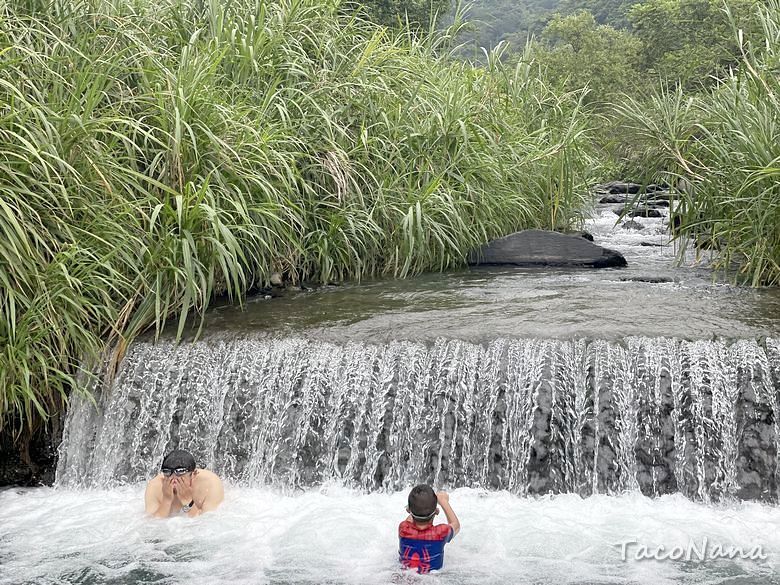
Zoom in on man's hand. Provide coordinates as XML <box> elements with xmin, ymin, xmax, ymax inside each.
<box><xmin>436</xmin><ymin>491</ymin><xmax>449</xmax><ymax>504</ymax></box>
<box><xmin>146</xmin><ymin>475</ymin><xmax>175</xmax><ymax>518</ymax></box>
<box><xmin>173</xmin><ymin>477</ymin><xmax>194</xmax><ymax>506</ymax></box>
<box><xmin>161</xmin><ymin>476</ymin><xmax>175</xmax><ymax>500</ymax></box>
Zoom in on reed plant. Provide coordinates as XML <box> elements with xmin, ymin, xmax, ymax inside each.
<box><xmin>613</xmin><ymin>0</ymin><xmax>780</xmax><ymax>286</ymax></box>
<box><xmin>0</xmin><ymin>0</ymin><xmax>595</xmax><ymax>432</ymax></box>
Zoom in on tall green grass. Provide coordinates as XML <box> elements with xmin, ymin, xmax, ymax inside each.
<box><xmin>613</xmin><ymin>0</ymin><xmax>780</xmax><ymax>286</ymax></box>
<box><xmin>0</xmin><ymin>0</ymin><xmax>595</xmax><ymax>432</ymax></box>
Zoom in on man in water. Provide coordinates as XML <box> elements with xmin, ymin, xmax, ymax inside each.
<box><xmin>144</xmin><ymin>449</ymin><xmax>224</xmax><ymax>517</ymax></box>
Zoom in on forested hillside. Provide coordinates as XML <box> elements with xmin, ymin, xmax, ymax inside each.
<box><xmin>450</xmin><ymin>0</ymin><xmax>561</xmax><ymax>56</ymax></box>
<box><xmin>449</xmin><ymin>0</ymin><xmax>644</xmax><ymax>56</ymax></box>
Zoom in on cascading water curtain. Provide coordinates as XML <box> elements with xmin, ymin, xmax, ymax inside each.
<box><xmin>57</xmin><ymin>337</ymin><xmax>780</xmax><ymax>501</ymax></box>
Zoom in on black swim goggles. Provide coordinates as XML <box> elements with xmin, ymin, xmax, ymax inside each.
<box><xmin>161</xmin><ymin>467</ymin><xmax>191</xmax><ymax>477</ymax></box>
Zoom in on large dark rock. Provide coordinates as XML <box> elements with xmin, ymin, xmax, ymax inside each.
<box><xmin>614</xmin><ymin>206</ymin><xmax>665</xmax><ymax>218</ymax></box>
<box><xmin>645</xmin><ymin>183</ymin><xmax>670</xmax><ymax>192</ymax></box>
<box><xmin>469</xmin><ymin>229</ymin><xmax>627</xmax><ymax>268</ymax></box>
<box><xmin>629</xmin><ymin>206</ymin><xmax>665</xmax><ymax>218</ymax></box>
<box><xmin>600</xmin><ymin>192</ymin><xmax>674</xmax><ymax>206</ymax></box>
<box><xmin>596</xmin><ymin>181</ymin><xmax>642</xmax><ymax>195</ymax></box>
<box><xmin>644</xmin><ymin>199</ymin><xmax>670</xmax><ymax>208</ymax></box>
<box><xmin>621</xmin><ymin>220</ymin><xmax>645</xmax><ymax>230</ymax></box>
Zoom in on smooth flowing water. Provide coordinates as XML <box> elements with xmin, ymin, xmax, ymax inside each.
<box><xmin>197</xmin><ymin>207</ymin><xmax>780</xmax><ymax>342</ymax></box>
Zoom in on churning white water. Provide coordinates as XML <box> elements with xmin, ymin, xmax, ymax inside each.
<box><xmin>1</xmin><ymin>486</ymin><xmax>778</xmax><ymax>585</ymax></box>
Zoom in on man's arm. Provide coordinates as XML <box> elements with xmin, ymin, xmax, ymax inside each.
<box><xmin>436</xmin><ymin>491</ymin><xmax>460</xmax><ymax>536</ymax></box>
<box><xmin>144</xmin><ymin>477</ymin><xmax>174</xmax><ymax>518</ymax></box>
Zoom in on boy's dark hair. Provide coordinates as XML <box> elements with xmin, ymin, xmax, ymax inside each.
<box><xmin>408</xmin><ymin>484</ymin><xmax>438</xmax><ymax>521</ymax></box>
<box><xmin>161</xmin><ymin>449</ymin><xmax>196</xmax><ymax>471</ymax></box>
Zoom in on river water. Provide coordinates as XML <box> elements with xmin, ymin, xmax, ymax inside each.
<box><xmin>1</xmin><ymin>486</ymin><xmax>779</xmax><ymax>585</ymax></box>
<box><xmin>5</xmin><ymin>202</ymin><xmax>780</xmax><ymax>584</ymax></box>
<box><xmin>198</xmin><ymin>205</ymin><xmax>780</xmax><ymax>342</ymax></box>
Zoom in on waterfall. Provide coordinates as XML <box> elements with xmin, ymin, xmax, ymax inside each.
<box><xmin>56</xmin><ymin>336</ymin><xmax>780</xmax><ymax>501</ymax></box>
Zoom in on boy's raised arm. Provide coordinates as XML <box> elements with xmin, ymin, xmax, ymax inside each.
<box><xmin>436</xmin><ymin>491</ymin><xmax>460</xmax><ymax>536</ymax></box>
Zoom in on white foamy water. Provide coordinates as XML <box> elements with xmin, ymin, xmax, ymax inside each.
<box><xmin>1</xmin><ymin>487</ymin><xmax>778</xmax><ymax>585</ymax></box>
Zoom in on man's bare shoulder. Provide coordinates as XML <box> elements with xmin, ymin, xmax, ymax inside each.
<box><xmin>144</xmin><ymin>474</ymin><xmax>165</xmax><ymax>514</ymax></box>
<box><xmin>146</xmin><ymin>474</ymin><xmax>163</xmax><ymax>491</ymax></box>
<box><xmin>193</xmin><ymin>469</ymin><xmax>222</xmax><ymax>494</ymax></box>
<box><xmin>193</xmin><ymin>469</ymin><xmax>224</xmax><ymax>511</ymax></box>
<box><xmin>195</xmin><ymin>469</ymin><xmax>221</xmax><ymax>483</ymax></box>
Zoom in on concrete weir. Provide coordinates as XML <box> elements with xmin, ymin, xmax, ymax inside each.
<box><xmin>57</xmin><ymin>337</ymin><xmax>780</xmax><ymax>502</ymax></box>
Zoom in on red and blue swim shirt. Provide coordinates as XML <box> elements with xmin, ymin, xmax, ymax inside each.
<box><xmin>398</xmin><ymin>521</ymin><xmax>455</xmax><ymax>573</ymax></box>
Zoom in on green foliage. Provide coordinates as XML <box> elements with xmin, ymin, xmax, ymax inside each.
<box><xmin>533</xmin><ymin>11</ymin><xmax>643</xmax><ymax>103</ymax></box>
<box><xmin>615</xmin><ymin>0</ymin><xmax>780</xmax><ymax>285</ymax></box>
<box><xmin>0</xmin><ymin>0</ymin><xmax>595</xmax><ymax>432</ymax></box>
<box><xmin>448</xmin><ymin>0</ymin><xmax>561</xmax><ymax>58</ymax></box>
<box><xmin>359</xmin><ymin>0</ymin><xmax>450</xmax><ymax>29</ymax></box>
<box><xmin>560</xmin><ymin>0</ymin><xmax>642</xmax><ymax>27</ymax></box>
<box><xmin>447</xmin><ymin>0</ymin><xmax>639</xmax><ymax>60</ymax></box>
<box><xmin>628</xmin><ymin>0</ymin><xmax>763</xmax><ymax>87</ymax></box>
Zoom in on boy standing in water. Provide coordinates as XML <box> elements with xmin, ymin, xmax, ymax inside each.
<box><xmin>398</xmin><ymin>485</ymin><xmax>460</xmax><ymax>573</ymax></box>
